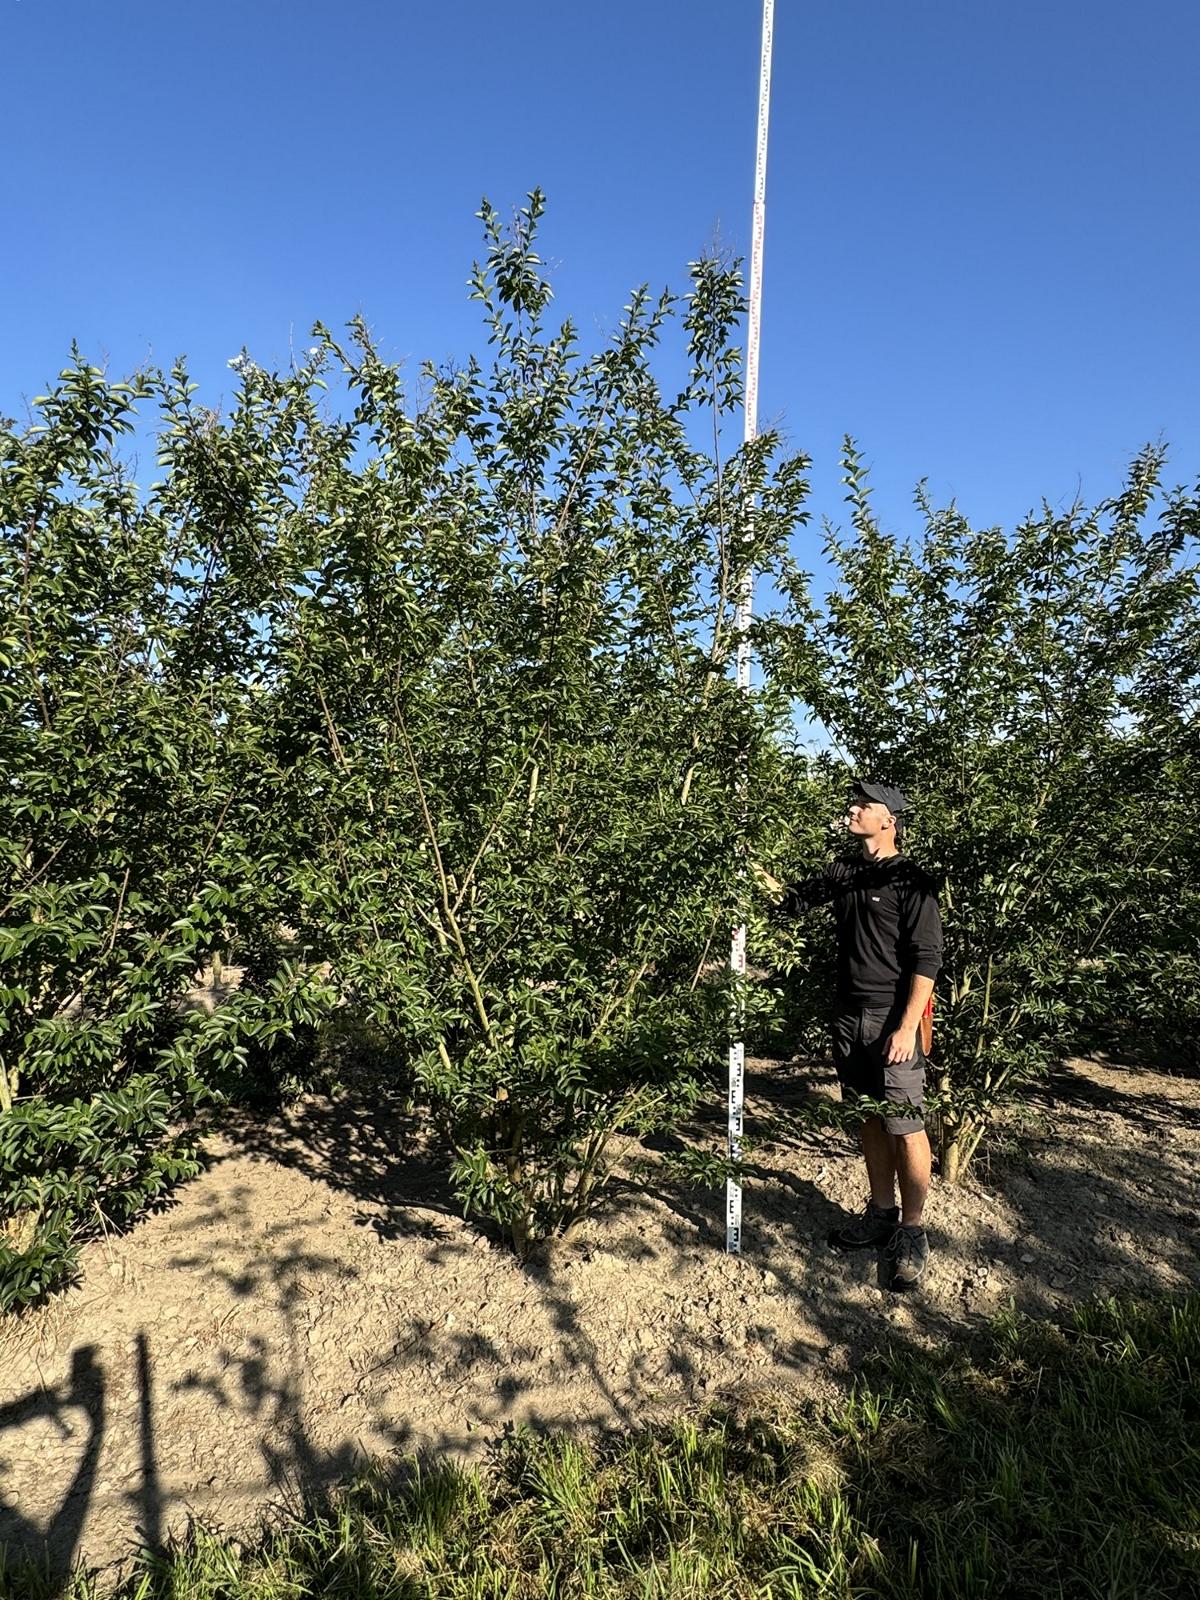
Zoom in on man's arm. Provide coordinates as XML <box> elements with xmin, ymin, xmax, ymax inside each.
<box><xmin>752</xmin><ymin>861</ymin><xmax>839</xmax><ymax>917</ymax></box>
<box><xmin>886</xmin><ymin>877</ymin><xmax>943</xmax><ymax>1064</ymax></box>
<box><xmin>885</xmin><ymin>972</ymin><xmax>935</xmax><ymax>1063</ymax></box>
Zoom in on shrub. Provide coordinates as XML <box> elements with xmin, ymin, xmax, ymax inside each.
<box><xmin>761</xmin><ymin>440</ymin><xmax>1200</xmax><ymax>1179</ymax></box>
<box><xmin>217</xmin><ymin>196</ymin><xmax>810</xmax><ymax>1252</ymax></box>
<box><xmin>2</xmin><ymin>198</ymin><xmax>813</xmax><ymax>1271</ymax></box>
<box><xmin>0</xmin><ymin>360</ymin><xmax>337</xmax><ymax>1306</ymax></box>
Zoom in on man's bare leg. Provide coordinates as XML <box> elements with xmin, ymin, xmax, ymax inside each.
<box><xmin>860</xmin><ymin>1115</ymin><xmax>898</xmax><ymax>1209</ymax></box>
<box><xmin>894</xmin><ymin>1128</ymin><xmax>931</xmax><ymax>1227</ymax></box>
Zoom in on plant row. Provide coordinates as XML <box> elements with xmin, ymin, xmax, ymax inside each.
<box><xmin>3</xmin><ymin>195</ymin><xmax>1197</xmax><ymax>1307</ymax></box>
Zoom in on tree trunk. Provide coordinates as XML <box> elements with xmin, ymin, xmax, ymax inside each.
<box><xmin>501</xmin><ymin>1110</ymin><xmax>532</xmax><ymax>1258</ymax></box>
<box><xmin>938</xmin><ymin>1115</ymin><xmax>981</xmax><ymax>1184</ymax></box>
<box><xmin>509</xmin><ymin>1208</ymin><xmax>531</xmax><ymax>1260</ymax></box>
<box><xmin>941</xmin><ymin>1132</ymin><xmax>964</xmax><ymax>1185</ymax></box>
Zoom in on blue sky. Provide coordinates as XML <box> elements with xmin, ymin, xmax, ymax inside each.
<box><xmin>3</xmin><ymin>0</ymin><xmax>1197</xmax><ymax>547</ymax></box>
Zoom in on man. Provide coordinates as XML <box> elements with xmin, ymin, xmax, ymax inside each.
<box><xmin>756</xmin><ymin>780</ymin><xmax>943</xmax><ymax>1292</ymax></box>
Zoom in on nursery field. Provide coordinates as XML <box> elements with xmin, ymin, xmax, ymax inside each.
<box><xmin>3</xmin><ymin>1046</ymin><xmax>1198</xmax><ymax>1589</ymax></box>
<box><xmin>4</xmin><ymin>205</ymin><xmax>1199</xmax><ymax>1597</ymax></box>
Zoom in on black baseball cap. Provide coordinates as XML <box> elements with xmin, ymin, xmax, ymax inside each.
<box><xmin>849</xmin><ymin>779</ymin><xmax>909</xmax><ymax>815</ymax></box>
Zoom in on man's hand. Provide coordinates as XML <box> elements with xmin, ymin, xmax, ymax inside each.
<box><xmin>751</xmin><ymin>861</ymin><xmax>783</xmax><ymax>899</ymax></box>
<box><xmin>884</xmin><ymin>1024</ymin><xmax>919</xmax><ymax>1064</ymax></box>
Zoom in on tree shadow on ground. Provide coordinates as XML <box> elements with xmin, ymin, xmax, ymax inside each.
<box><xmin>971</xmin><ymin>1060</ymin><xmax>1200</xmax><ymax>1305</ymax></box>
<box><xmin>632</xmin><ymin>1051</ymin><xmax>1200</xmax><ymax>1337</ymax></box>
<box><xmin>1037</xmin><ymin>1058</ymin><xmax>1200</xmax><ymax>1133</ymax></box>
<box><xmin>0</xmin><ymin>1316</ymin><xmax>420</xmax><ymax>1592</ymax></box>
<box><xmin>225</xmin><ymin>1087</ymin><xmax>463</xmax><ymax>1242</ymax></box>
<box><xmin>746</xmin><ymin>1050</ymin><xmax>1200</xmax><ymax>1315</ymax></box>
<box><xmin>7</xmin><ymin>1050</ymin><xmax>1197</xmax><ymax>1588</ymax></box>
<box><xmin>218</xmin><ymin>1047</ymin><xmax>1200</xmax><ymax>1361</ymax></box>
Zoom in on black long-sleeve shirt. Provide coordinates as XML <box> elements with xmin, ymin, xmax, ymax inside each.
<box><xmin>778</xmin><ymin>854</ymin><xmax>943</xmax><ymax>1009</ymax></box>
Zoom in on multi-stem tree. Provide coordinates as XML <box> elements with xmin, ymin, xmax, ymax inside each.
<box><xmin>761</xmin><ymin>440</ymin><xmax>1200</xmax><ymax>1180</ymax></box>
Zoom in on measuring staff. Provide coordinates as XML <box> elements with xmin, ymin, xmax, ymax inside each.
<box><xmin>727</xmin><ymin>0</ymin><xmax>776</xmax><ymax>1256</ymax></box>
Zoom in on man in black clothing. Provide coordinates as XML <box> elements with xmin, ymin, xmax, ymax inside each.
<box><xmin>757</xmin><ymin>780</ymin><xmax>943</xmax><ymax>1291</ymax></box>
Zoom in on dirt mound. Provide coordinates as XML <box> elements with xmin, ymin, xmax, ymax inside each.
<box><xmin>3</xmin><ymin>1053</ymin><xmax>1198</xmax><ymax>1585</ymax></box>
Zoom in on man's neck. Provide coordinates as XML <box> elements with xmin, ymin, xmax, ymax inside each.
<box><xmin>861</xmin><ymin>837</ymin><xmax>899</xmax><ymax>862</ymax></box>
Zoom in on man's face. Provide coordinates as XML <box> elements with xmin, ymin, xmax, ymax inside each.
<box><xmin>845</xmin><ymin>793</ymin><xmax>894</xmax><ymax>838</ymax></box>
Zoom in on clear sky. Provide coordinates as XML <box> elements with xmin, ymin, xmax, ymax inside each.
<box><xmin>3</xmin><ymin>0</ymin><xmax>1197</xmax><ymax>546</ymax></box>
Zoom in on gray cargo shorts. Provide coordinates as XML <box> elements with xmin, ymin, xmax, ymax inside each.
<box><xmin>831</xmin><ymin>1005</ymin><xmax>925</xmax><ymax>1136</ymax></box>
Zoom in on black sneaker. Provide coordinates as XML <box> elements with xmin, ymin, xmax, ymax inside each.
<box><xmin>886</xmin><ymin>1224</ymin><xmax>930</xmax><ymax>1292</ymax></box>
<box><xmin>830</xmin><ymin>1201</ymin><xmax>900</xmax><ymax>1250</ymax></box>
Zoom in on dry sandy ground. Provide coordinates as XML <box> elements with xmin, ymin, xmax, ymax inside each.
<box><xmin>2</xmin><ymin>1052</ymin><xmax>1198</xmax><ymax>1586</ymax></box>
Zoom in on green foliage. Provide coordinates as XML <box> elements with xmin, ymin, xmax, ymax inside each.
<box><xmin>1086</xmin><ymin>796</ymin><xmax>1200</xmax><ymax>1072</ymax></box>
<box><xmin>177</xmin><ymin>197</ymin><xmax>812</xmax><ymax>1254</ymax></box>
<box><xmin>6</xmin><ymin>192</ymin><xmax>1200</xmax><ymax>1296</ymax></box>
<box><xmin>743</xmin><ymin>750</ymin><xmax>844</xmax><ymax>1061</ymax></box>
<box><xmin>1</xmin><ymin>197</ymin><xmax>812</xmax><ymax>1278</ymax></box>
<box><xmin>0</xmin><ymin>353</ymin><xmax>340</xmax><ymax>1305</ymax></box>
<box><xmin>18</xmin><ymin>1292</ymin><xmax>1198</xmax><ymax>1598</ymax></box>
<box><xmin>761</xmin><ymin>440</ymin><xmax>1200</xmax><ymax>1176</ymax></box>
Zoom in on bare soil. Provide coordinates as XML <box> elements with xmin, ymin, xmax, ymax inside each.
<box><xmin>3</xmin><ymin>1052</ymin><xmax>1198</xmax><ymax>1586</ymax></box>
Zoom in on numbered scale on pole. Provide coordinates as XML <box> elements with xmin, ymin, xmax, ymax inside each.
<box><xmin>727</xmin><ymin>0</ymin><xmax>774</xmax><ymax>1256</ymax></box>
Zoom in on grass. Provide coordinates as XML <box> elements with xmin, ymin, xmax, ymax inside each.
<box><xmin>5</xmin><ymin>1294</ymin><xmax>1198</xmax><ymax>1600</ymax></box>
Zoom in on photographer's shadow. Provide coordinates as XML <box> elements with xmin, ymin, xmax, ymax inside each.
<box><xmin>0</xmin><ymin>1344</ymin><xmax>106</xmax><ymax>1584</ymax></box>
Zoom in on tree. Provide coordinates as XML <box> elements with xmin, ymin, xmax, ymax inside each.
<box><xmin>760</xmin><ymin>440</ymin><xmax>1200</xmax><ymax>1180</ymax></box>
<box><xmin>233</xmin><ymin>196</ymin><xmax>810</xmax><ymax>1252</ymax></box>
<box><xmin>0</xmin><ymin>359</ymin><xmax>336</xmax><ymax>1309</ymax></box>
<box><xmin>2</xmin><ymin>197</ymin><xmax>813</xmax><ymax>1284</ymax></box>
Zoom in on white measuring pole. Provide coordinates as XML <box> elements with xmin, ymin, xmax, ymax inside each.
<box><xmin>727</xmin><ymin>0</ymin><xmax>775</xmax><ymax>1255</ymax></box>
